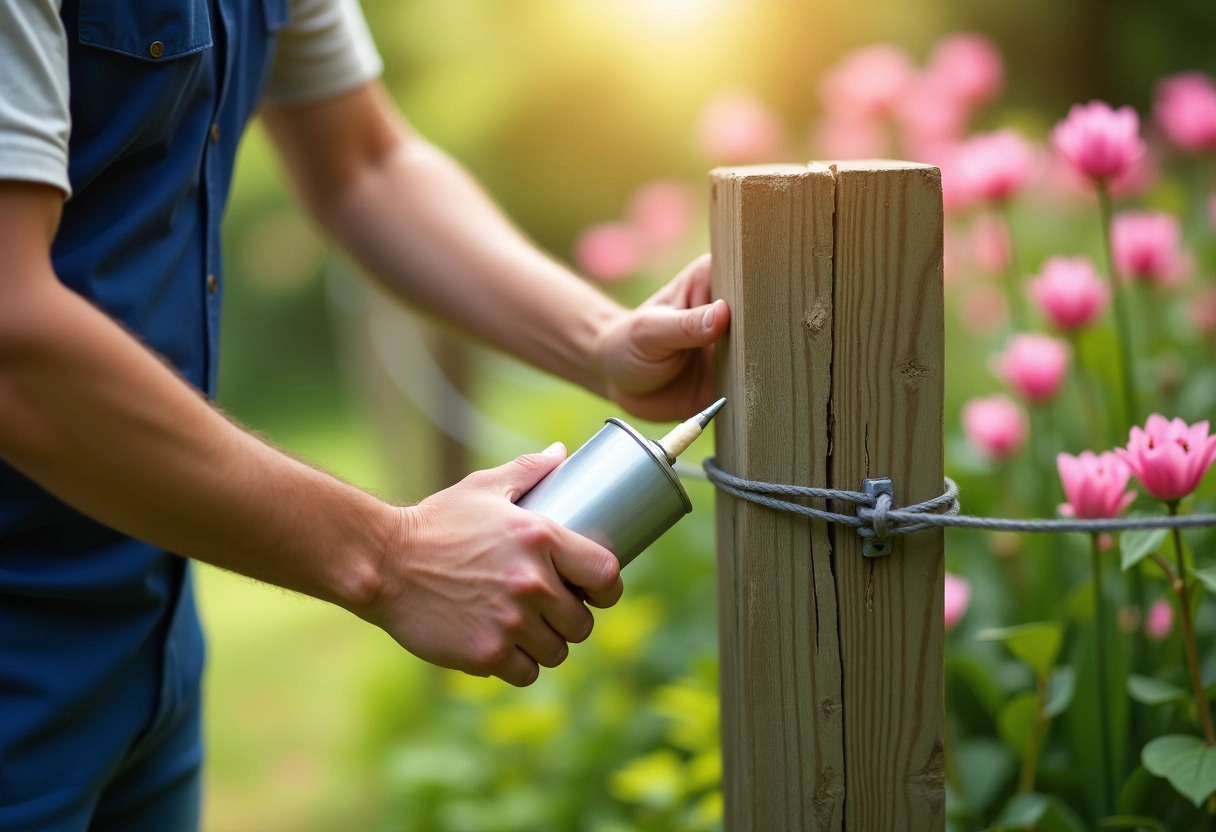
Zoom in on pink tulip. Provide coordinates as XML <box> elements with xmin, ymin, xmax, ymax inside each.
<box><xmin>953</xmin><ymin>129</ymin><xmax>1036</xmax><ymax>204</ymax></box>
<box><xmin>1056</xmin><ymin>450</ymin><xmax>1136</xmax><ymax>519</ymax></box>
<box><xmin>926</xmin><ymin>33</ymin><xmax>1004</xmax><ymax>110</ymax></box>
<box><xmin>819</xmin><ymin>44</ymin><xmax>914</xmax><ymax>119</ymax></box>
<box><xmin>962</xmin><ymin>394</ymin><xmax>1027</xmax><ymax>459</ymax></box>
<box><xmin>573</xmin><ymin>222</ymin><xmax>640</xmax><ymax>282</ymax></box>
<box><xmin>1051</xmin><ymin>101</ymin><xmax>1146</xmax><ymax>182</ymax></box>
<box><xmin>1155</xmin><ymin>72</ymin><xmax>1216</xmax><ymax>154</ymax></box>
<box><xmin>969</xmin><ymin>213</ymin><xmax>1012</xmax><ymax>274</ymax></box>
<box><xmin>1145</xmin><ymin>598</ymin><xmax>1174</xmax><ymax>641</ymax></box>
<box><xmin>1028</xmin><ymin>256</ymin><xmax>1110</xmax><ymax>330</ymax></box>
<box><xmin>895</xmin><ymin>76</ymin><xmax>969</xmax><ymax>158</ymax></box>
<box><xmin>995</xmin><ymin>333</ymin><xmax>1070</xmax><ymax>403</ymax></box>
<box><xmin>697</xmin><ymin>90</ymin><xmax>783</xmax><ymax>164</ymax></box>
<box><xmin>1116</xmin><ymin>414</ymin><xmax>1216</xmax><ymax>503</ymax></box>
<box><xmin>627</xmin><ymin>181</ymin><xmax>696</xmax><ymax>256</ymax></box>
<box><xmin>1111</xmin><ymin>211</ymin><xmax>1190</xmax><ymax>287</ymax></box>
<box><xmin>944</xmin><ymin>572</ymin><xmax>971</xmax><ymax>632</ymax></box>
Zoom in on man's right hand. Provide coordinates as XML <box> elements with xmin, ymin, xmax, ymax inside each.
<box><xmin>361</xmin><ymin>444</ymin><xmax>624</xmax><ymax>687</ymax></box>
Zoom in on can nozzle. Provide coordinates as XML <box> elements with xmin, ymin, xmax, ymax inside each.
<box><xmin>655</xmin><ymin>397</ymin><xmax>726</xmax><ymax>463</ymax></box>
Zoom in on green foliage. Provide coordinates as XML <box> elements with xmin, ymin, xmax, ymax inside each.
<box><xmin>977</xmin><ymin>623</ymin><xmax>1064</xmax><ymax>678</ymax></box>
<box><xmin>1121</xmin><ymin>529</ymin><xmax>1168</xmax><ymax>572</ymax></box>
<box><xmin>1142</xmin><ymin>735</ymin><xmax>1216</xmax><ymax>807</ymax></box>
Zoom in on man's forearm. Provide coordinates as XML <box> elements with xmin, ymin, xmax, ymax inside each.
<box><xmin>265</xmin><ymin>87</ymin><xmax>626</xmax><ymax>396</ymax></box>
<box><xmin>0</xmin><ymin>275</ymin><xmax>388</xmax><ymax>611</ymax></box>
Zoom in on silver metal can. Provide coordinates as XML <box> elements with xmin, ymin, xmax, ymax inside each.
<box><xmin>516</xmin><ymin>418</ymin><xmax>693</xmax><ymax>567</ymax></box>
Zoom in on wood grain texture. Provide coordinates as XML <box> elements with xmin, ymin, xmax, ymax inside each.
<box><xmin>710</xmin><ymin>161</ymin><xmax>944</xmax><ymax>831</ymax></box>
<box><xmin>830</xmin><ymin>160</ymin><xmax>945</xmax><ymax>830</ymax></box>
<box><xmin>711</xmin><ymin>164</ymin><xmax>843</xmax><ymax>831</ymax></box>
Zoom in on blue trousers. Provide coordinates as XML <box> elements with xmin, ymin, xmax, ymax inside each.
<box><xmin>0</xmin><ymin>561</ymin><xmax>205</xmax><ymax>832</ymax></box>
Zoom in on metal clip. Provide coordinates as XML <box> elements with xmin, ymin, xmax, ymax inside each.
<box><xmin>862</xmin><ymin>477</ymin><xmax>894</xmax><ymax>558</ymax></box>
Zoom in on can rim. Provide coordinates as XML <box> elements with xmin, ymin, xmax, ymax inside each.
<box><xmin>604</xmin><ymin>418</ymin><xmax>693</xmax><ymax>513</ymax></box>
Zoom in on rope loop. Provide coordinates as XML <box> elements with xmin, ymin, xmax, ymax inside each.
<box><xmin>701</xmin><ymin>457</ymin><xmax>961</xmax><ymax>546</ymax></box>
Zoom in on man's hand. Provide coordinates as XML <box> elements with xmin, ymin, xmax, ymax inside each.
<box><xmin>596</xmin><ymin>254</ymin><xmax>730</xmax><ymax>422</ymax></box>
<box><xmin>363</xmin><ymin>444</ymin><xmax>623</xmax><ymax>687</ymax></box>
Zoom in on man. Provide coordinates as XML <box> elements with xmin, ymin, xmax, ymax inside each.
<box><xmin>0</xmin><ymin>0</ymin><xmax>729</xmax><ymax>829</ymax></box>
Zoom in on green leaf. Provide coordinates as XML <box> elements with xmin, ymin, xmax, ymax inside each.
<box><xmin>956</xmin><ymin>737</ymin><xmax>1016</xmax><ymax>813</ymax></box>
<box><xmin>1045</xmin><ymin>666</ymin><xmax>1076</xmax><ymax>718</ymax></box>
<box><xmin>976</xmin><ymin>623</ymin><xmax>1064</xmax><ymax>677</ymax></box>
<box><xmin>1121</xmin><ymin>529</ymin><xmax>1168</xmax><ymax>571</ymax></box>
<box><xmin>1126</xmin><ymin>675</ymin><xmax>1187</xmax><ymax>706</ymax></box>
<box><xmin>1067</xmin><ymin>620</ymin><xmax>1132</xmax><ymax>819</ymax></box>
<box><xmin>1194</xmin><ymin>566</ymin><xmax>1216</xmax><ymax>596</ymax></box>
<box><xmin>998</xmin><ymin>691</ymin><xmax>1039</xmax><ymax>757</ymax></box>
<box><xmin>1098</xmin><ymin>816</ymin><xmax>1169</xmax><ymax>832</ymax></box>
<box><xmin>994</xmin><ymin>792</ymin><xmax>1090</xmax><ymax>832</ymax></box>
<box><xmin>1142</xmin><ymin>734</ymin><xmax>1216</xmax><ymax>807</ymax></box>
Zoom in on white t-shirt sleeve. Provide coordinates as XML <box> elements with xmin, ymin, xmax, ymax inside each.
<box><xmin>264</xmin><ymin>0</ymin><xmax>385</xmax><ymax>106</ymax></box>
<box><xmin>0</xmin><ymin>0</ymin><xmax>72</xmax><ymax>197</ymax></box>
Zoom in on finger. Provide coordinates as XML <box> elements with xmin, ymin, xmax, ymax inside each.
<box><xmin>493</xmin><ymin>647</ymin><xmax>541</xmax><ymax>687</ymax></box>
<box><xmin>477</xmin><ymin>443</ymin><xmax>567</xmax><ymax>502</ymax></box>
<box><xmin>537</xmin><ymin>587</ymin><xmax>596</xmax><ymax>643</ymax></box>
<box><xmin>682</xmin><ymin>254</ymin><xmax>713</xmax><ymax>308</ymax></box>
<box><xmin>630</xmin><ymin>300</ymin><xmax>728</xmax><ymax>354</ymax></box>
<box><xmin>583</xmin><ymin>573</ymin><xmax>624</xmax><ymax>609</ymax></box>
<box><xmin>515</xmin><ymin>613</ymin><xmax>571</xmax><ymax>668</ymax></box>
<box><xmin>548</xmin><ymin>528</ymin><xmax>621</xmax><ymax>596</ymax></box>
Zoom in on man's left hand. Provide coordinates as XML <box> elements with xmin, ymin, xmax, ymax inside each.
<box><xmin>595</xmin><ymin>254</ymin><xmax>730</xmax><ymax>423</ymax></box>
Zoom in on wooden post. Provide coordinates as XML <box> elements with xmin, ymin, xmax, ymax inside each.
<box><xmin>710</xmin><ymin>161</ymin><xmax>945</xmax><ymax>831</ymax></box>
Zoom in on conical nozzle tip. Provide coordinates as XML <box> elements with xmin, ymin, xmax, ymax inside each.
<box><xmin>696</xmin><ymin>397</ymin><xmax>727</xmax><ymax>428</ymax></box>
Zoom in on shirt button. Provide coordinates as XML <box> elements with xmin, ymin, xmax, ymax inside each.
<box><xmin>149</xmin><ymin>41</ymin><xmax>165</xmax><ymax>59</ymax></box>
<box><xmin>206</xmin><ymin>274</ymin><xmax>218</xmax><ymax>294</ymax></box>
<box><xmin>209</xmin><ymin>124</ymin><xmax>220</xmax><ymax>144</ymax></box>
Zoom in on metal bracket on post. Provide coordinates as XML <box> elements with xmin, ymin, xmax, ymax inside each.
<box><xmin>862</xmin><ymin>477</ymin><xmax>894</xmax><ymax>558</ymax></box>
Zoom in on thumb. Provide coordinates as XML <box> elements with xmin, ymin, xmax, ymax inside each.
<box><xmin>487</xmin><ymin>442</ymin><xmax>567</xmax><ymax>501</ymax></box>
<box><xmin>633</xmin><ymin>299</ymin><xmax>727</xmax><ymax>354</ymax></box>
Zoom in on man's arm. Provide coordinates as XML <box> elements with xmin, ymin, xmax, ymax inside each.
<box><xmin>261</xmin><ymin>83</ymin><xmax>730</xmax><ymax>421</ymax></box>
<box><xmin>0</xmin><ymin>180</ymin><xmax>620</xmax><ymax>686</ymax></box>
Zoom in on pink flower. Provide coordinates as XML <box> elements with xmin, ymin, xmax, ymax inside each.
<box><xmin>1146</xmin><ymin>599</ymin><xmax>1174</xmax><ymax>641</ymax></box>
<box><xmin>1028</xmin><ymin>256</ymin><xmax>1110</xmax><ymax>330</ymax></box>
<box><xmin>1056</xmin><ymin>450</ymin><xmax>1136</xmax><ymax>519</ymax></box>
<box><xmin>944</xmin><ymin>572</ymin><xmax>971</xmax><ymax>632</ymax></box>
<box><xmin>573</xmin><ymin>222</ymin><xmax>640</xmax><ymax>282</ymax></box>
<box><xmin>896</xmin><ymin>76</ymin><xmax>968</xmax><ymax>158</ymax></box>
<box><xmin>953</xmin><ymin>129</ymin><xmax>1036</xmax><ymax>204</ymax></box>
<box><xmin>697</xmin><ymin>90</ymin><xmax>783</xmax><ymax>164</ymax></box>
<box><xmin>820</xmin><ymin>44</ymin><xmax>914</xmax><ymax>119</ymax></box>
<box><xmin>626</xmin><ymin>181</ymin><xmax>696</xmax><ymax>257</ymax></box>
<box><xmin>962</xmin><ymin>394</ymin><xmax>1027</xmax><ymax>459</ymax></box>
<box><xmin>1111</xmin><ymin>211</ymin><xmax>1190</xmax><ymax>287</ymax></box>
<box><xmin>995</xmin><ymin>333</ymin><xmax>1070</xmax><ymax>403</ymax></box>
<box><xmin>1155</xmin><ymin>72</ymin><xmax>1216</xmax><ymax>154</ymax></box>
<box><xmin>969</xmin><ymin>213</ymin><xmax>1012</xmax><ymax>274</ymax></box>
<box><xmin>1117</xmin><ymin>415</ymin><xmax>1216</xmax><ymax>503</ymax></box>
<box><xmin>1051</xmin><ymin>101</ymin><xmax>1146</xmax><ymax>182</ymax></box>
<box><xmin>812</xmin><ymin>114</ymin><xmax>888</xmax><ymax>160</ymax></box>
<box><xmin>926</xmin><ymin>33</ymin><xmax>1004</xmax><ymax>110</ymax></box>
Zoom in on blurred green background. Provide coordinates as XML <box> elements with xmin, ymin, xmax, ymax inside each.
<box><xmin>201</xmin><ymin>1</ymin><xmax>1216</xmax><ymax>829</ymax></box>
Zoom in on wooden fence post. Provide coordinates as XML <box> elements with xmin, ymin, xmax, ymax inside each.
<box><xmin>710</xmin><ymin>161</ymin><xmax>945</xmax><ymax>831</ymax></box>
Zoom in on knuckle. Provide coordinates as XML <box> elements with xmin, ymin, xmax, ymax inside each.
<box><xmin>473</xmin><ymin>636</ymin><xmax>512</xmax><ymax>668</ymax></box>
<box><xmin>504</xmin><ymin>565</ymin><xmax>551</xmax><ymax>599</ymax></box>
<box><xmin>508</xmin><ymin>515</ymin><xmax>555</xmax><ymax>549</ymax></box>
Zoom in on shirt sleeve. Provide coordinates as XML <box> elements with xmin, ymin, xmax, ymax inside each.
<box><xmin>0</xmin><ymin>0</ymin><xmax>72</xmax><ymax>197</ymax></box>
<box><xmin>264</xmin><ymin>0</ymin><xmax>385</xmax><ymax>106</ymax></box>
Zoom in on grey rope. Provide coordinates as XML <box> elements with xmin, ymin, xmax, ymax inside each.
<box><xmin>702</xmin><ymin>458</ymin><xmax>1216</xmax><ymax>546</ymax></box>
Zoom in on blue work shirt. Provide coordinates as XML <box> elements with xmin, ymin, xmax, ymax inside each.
<box><xmin>0</xmin><ymin>0</ymin><xmax>285</xmax><ymax>826</ymax></box>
